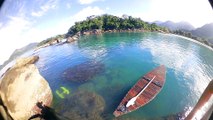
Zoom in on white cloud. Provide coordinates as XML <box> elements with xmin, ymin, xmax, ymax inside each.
<box><xmin>0</xmin><ymin>16</ymin><xmax>69</xmax><ymax>65</ymax></box>
<box><xmin>31</xmin><ymin>0</ymin><xmax>58</xmax><ymax>17</ymax></box>
<box><xmin>0</xmin><ymin>0</ymin><xmax>76</xmax><ymax>65</ymax></box>
<box><xmin>78</xmin><ymin>0</ymin><xmax>103</xmax><ymax>4</ymax></box>
<box><xmin>0</xmin><ymin>16</ymin><xmax>32</xmax><ymax>65</ymax></box>
<box><xmin>31</xmin><ymin>11</ymin><xmax>45</xmax><ymax>17</ymax></box>
<box><xmin>141</xmin><ymin>0</ymin><xmax>213</xmax><ymax>28</ymax></box>
<box><xmin>29</xmin><ymin>6</ymin><xmax>105</xmax><ymax>44</ymax></box>
<box><xmin>106</xmin><ymin>7</ymin><xmax>110</xmax><ymax>10</ymax></box>
<box><xmin>66</xmin><ymin>3</ymin><xmax>71</xmax><ymax>9</ymax></box>
<box><xmin>72</xmin><ymin>6</ymin><xmax>104</xmax><ymax>21</ymax></box>
<box><xmin>45</xmin><ymin>6</ymin><xmax>105</xmax><ymax>35</ymax></box>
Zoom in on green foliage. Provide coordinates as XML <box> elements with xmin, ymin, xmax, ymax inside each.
<box><xmin>173</xmin><ymin>30</ymin><xmax>194</xmax><ymax>39</ymax></box>
<box><xmin>37</xmin><ymin>38</ymin><xmax>52</xmax><ymax>47</ymax></box>
<box><xmin>67</xmin><ymin>14</ymin><xmax>166</xmax><ymax>36</ymax></box>
<box><xmin>172</xmin><ymin>30</ymin><xmax>213</xmax><ymax>47</ymax></box>
<box><xmin>37</xmin><ymin>34</ymin><xmax>65</xmax><ymax>47</ymax></box>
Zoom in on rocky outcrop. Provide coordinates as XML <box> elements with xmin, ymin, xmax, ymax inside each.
<box><xmin>83</xmin><ymin>29</ymin><xmax>102</xmax><ymax>35</ymax></box>
<box><xmin>13</xmin><ymin>56</ymin><xmax>39</xmax><ymax>68</ymax></box>
<box><xmin>66</xmin><ymin>29</ymin><xmax>103</xmax><ymax>43</ymax></box>
<box><xmin>66</xmin><ymin>35</ymin><xmax>78</xmax><ymax>43</ymax></box>
<box><xmin>93</xmin><ymin>29</ymin><xmax>102</xmax><ymax>34</ymax></box>
<box><xmin>0</xmin><ymin>56</ymin><xmax>53</xmax><ymax>120</ymax></box>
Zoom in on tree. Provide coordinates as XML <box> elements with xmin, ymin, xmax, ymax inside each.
<box><xmin>67</xmin><ymin>14</ymin><xmax>166</xmax><ymax>36</ymax></box>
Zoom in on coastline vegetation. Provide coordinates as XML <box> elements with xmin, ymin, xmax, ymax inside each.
<box><xmin>172</xmin><ymin>30</ymin><xmax>213</xmax><ymax>48</ymax></box>
<box><xmin>37</xmin><ymin>34</ymin><xmax>65</xmax><ymax>47</ymax></box>
<box><xmin>37</xmin><ymin>14</ymin><xmax>212</xmax><ymax>48</ymax></box>
<box><xmin>66</xmin><ymin>14</ymin><xmax>168</xmax><ymax>36</ymax></box>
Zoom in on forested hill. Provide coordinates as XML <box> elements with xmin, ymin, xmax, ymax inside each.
<box><xmin>191</xmin><ymin>23</ymin><xmax>213</xmax><ymax>41</ymax></box>
<box><xmin>155</xmin><ymin>21</ymin><xmax>195</xmax><ymax>31</ymax></box>
<box><xmin>67</xmin><ymin>14</ymin><xmax>168</xmax><ymax>36</ymax></box>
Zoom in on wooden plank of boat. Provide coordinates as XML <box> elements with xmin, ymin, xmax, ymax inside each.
<box><xmin>113</xmin><ymin>65</ymin><xmax>166</xmax><ymax>117</ymax></box>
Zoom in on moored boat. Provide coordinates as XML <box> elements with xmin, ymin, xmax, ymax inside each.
<box><xmin>113</xmin><ymin>65</ymin><xmax>166</xmax><ymax>117</ymax></box>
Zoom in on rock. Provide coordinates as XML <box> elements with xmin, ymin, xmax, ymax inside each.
<box><xmin>13</xmin><ymin>56</ymin><xmax>39</xmax><ymax>68</ymax></box>
<box><xmin>66</xmin><ymin>37</ymin><xmax>75</xmax><ymax>43</ymax></box>
<box><xmin>62</xmin><ymin>61</ymin><xmax>105</xmax><ymax>82</ymax></box>
<box><xmin>66</xmin><ymin>35</ymin><xmax>78</xmax><ymax>43</ymax></box>
<box><xmin>82</xmin><ymin>29</ymin><xmax>103</xmax><ymax>35</ymax></box>
<box><xmin>0</xmin><ymin>56</ymin><xmax>53</xmax><ymax>120</ymax></box>
<box><xmin>83</xmin><ymin>31</ymin><xmax>91</xmax><ymax>35</ymax></box>
<box><xmin>54</xmin><ymin>90</ymin><xmax>105</xmax><ymax>120</ymax></box>
<box><xmin>66</xmin><ymin>29</ymin><xmax>102</xmax><ymax>43</ymax></box>
<box><xmin>76</xmin><ymin>32</ymin><xmax>81</xmax><ymax>37</ymax></box>
<box><xmin>108</xmin><ymin>30</ymin><xmax>112</xmax><ymax>32</ymax></box>
<box><xmin>72</xmin><ymin>35</ymin><xmax>78</xmax><ymax>40</ymax></box>
<box><xmin>93</xmin><ymin>29</ymin><xmax>102</xmax><ymax>34</ymax></box>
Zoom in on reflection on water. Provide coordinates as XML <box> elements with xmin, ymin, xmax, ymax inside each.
<box><xmin>141</xmin><ymin>33</ymin><xmax>212</xmax><ymax>103</ymax></box>
<box><xmin>24</xmin><ymin>32</ymin><xmax>213</xmax><ymax>119</ymax></box>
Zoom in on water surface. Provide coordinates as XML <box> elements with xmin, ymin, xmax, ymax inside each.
<box><xmin>33</xmin><ymin>32</ymin><xmax>213</xmax><ymax>119</ymax></box>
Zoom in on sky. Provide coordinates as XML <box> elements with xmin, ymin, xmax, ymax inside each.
<box><xmin>0</xmin><ymin>0</ymin><xmax>212</xmax><ymax>65</ymax></box>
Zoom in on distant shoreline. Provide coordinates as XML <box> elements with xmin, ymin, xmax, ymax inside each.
<box><xmin>169</xmin><ymin>33</ymin><xmax>213</xmax><ymax>51</ymax></box>
<box><xmin>35</xmin><ymin>30</ymin><xmax>213</xmax><ymax>52</ymax></box>
<box><xmin>34</xmin><ymin>14</ymin><xmax>212</xmax><ymax>52</ymax></box>
<box><xmin>1</xmin><ymin>31</ymin><xmax>212</xmax><ymax>75</ymax></box>
<box><xmin>35</xmin><ymin>29</ymin><xmax>167</xmax><ymax>50</ymax></box>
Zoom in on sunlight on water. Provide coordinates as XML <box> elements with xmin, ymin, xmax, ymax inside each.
<box><xmin>141</xmin><ymin>33</ymin><xmax>212</xmax><ymax>98</ymax></box>
<box><xmin>36</xmin><ymin>32</ymin><xmax>213</xmax><ymax>119</ymax></box>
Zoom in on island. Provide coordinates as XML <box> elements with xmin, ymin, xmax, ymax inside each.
<box><xmin>36</xmin><ymin>14</ymin><xmax>213</xmax><ymax>49</ymax></box>
<box><xmin>36</xmin><ymin>14</ymin><xmax>169</xmax><ymax>48</ymax></box>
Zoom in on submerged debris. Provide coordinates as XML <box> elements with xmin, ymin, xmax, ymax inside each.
<box><xmin>62</xmin><ymin>61</ymin><xmax>105</xmax><ymax>82</ymax></box>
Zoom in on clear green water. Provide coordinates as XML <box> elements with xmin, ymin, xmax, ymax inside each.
<box><xmin>34</xmin><ymin>32</ymin><xmax>213</xmax><ymax>119</ymax></box>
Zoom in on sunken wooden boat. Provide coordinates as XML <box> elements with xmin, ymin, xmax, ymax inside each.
<box><xmin>113</xmin><ymin>65</ymin><xmax>166</xmax><ymax>117</ymax></box>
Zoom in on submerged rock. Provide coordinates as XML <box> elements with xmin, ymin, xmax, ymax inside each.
<box><xmin>0</xmin><ymin>56</ymin><xmax>53</xmax><ymax>120</ymax></box>
<box><xmin>62</xmin><ymin>61</ymin><xmax>105</xmax><ymax>82</ymax></box>
<box><xmin>54</xmin><ymin>90</ymin><xmax>105</xmax><ymax>120</ymax></box>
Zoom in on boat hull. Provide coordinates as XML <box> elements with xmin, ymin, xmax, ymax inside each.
<box><xmin>113</xmin><ymin>65</ymin><xmax>166</xmax><ymax>117</ymax></box>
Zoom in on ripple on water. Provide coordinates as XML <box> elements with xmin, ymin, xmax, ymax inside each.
<box><xmin>32</xmin><ymin>32</ymin><xmax>213</xmax><ymax>119</ymax></box>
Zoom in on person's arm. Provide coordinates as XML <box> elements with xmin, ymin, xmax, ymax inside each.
<box><xmin>28</xmin><ymin>114</ymin><xmax>42</xmax><ymax>120</ymax></box>
<box><xmin>185</xmin><ymin>80</ymin><xmax>213</xmax><ymax>120</ymax></box>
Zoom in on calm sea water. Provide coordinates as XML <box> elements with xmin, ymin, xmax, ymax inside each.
<box><xmin>33</xmin><ymin>32</ymin><xmax>213</xmax><ymax>119</ymax></box>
